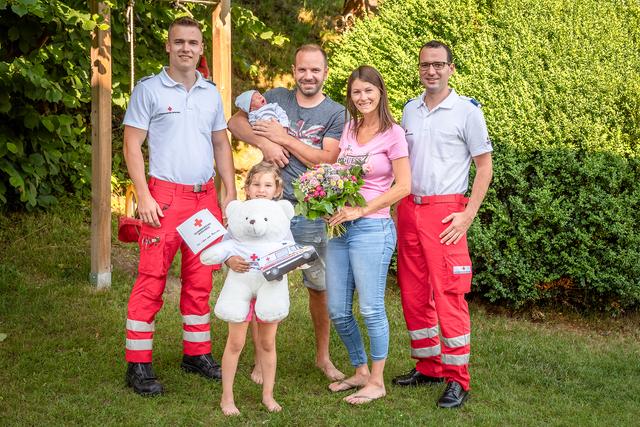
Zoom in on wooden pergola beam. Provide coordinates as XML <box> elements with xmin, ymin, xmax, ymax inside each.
<box><xmin>212</xmin><ymin>0</ymin><xmax>232</xmax><ymax>118</ymax></box>
<box><xmin>90</xmin><ymin>0</ymin><xmax>112</xmax><ymax>289</ymax></box>
<box><xmin>211</xmin><ymin>0</ymin><xmax>232</xmax><ymax>198</ymax></box>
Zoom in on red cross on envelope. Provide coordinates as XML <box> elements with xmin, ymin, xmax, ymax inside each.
<box><xmin>194</xmin><ymin>218</ymin><xmax>203</xmax><ymax>227</ymax></box>
<box><xmin>250</xmin><ymin>253</ymin><xmax>259</xmax><ymax>261</ymax></box>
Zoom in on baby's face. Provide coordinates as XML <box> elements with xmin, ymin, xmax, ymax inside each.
<box><xmin>249</xmin><ymin>92</ymin><xmax>267</xmax><ymax>111</ymax></box>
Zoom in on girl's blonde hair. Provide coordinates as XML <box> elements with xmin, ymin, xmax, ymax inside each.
<box><xmin>244</xmin><ymin>161</ymin><xmax>284</xmax><ymax>200</ymax></box>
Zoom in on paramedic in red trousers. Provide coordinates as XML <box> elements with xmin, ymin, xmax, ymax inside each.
<box><xmin>392</xmin><ymin>40</ymin><xmax>493</xmax><ymax>408</ymax></box>
<box><xmin>122</xmin><ymin>17</ymin><xmax>236</xmax><ymax>396</ymax></box>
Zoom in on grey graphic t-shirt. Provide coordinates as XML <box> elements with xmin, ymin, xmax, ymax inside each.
<box><xmin>264</xmin><ymin>87</ymin><xmax>345</xmax><ymax>203</ymax></box>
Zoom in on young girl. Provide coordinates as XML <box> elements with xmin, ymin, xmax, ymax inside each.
<box><xmin>220</xmin><ymin>161</ymin><xmax>286</xmax><ymax>415</ymax></box>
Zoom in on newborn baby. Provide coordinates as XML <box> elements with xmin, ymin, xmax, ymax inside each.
<box><xmin>235</xmin><ymin>89</ymin><xmax>290</xmax><ymax>128</ymax></box>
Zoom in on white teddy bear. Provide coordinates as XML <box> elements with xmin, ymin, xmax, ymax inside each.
<box><xmin>200</xmin><ymin>198</ymin><xmax>295</xmax><ymax>323</ymax></box>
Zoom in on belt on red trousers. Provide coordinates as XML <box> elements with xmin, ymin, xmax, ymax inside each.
<box><xmin>407</xmin><ymin>194</ymin><xmax>469</xmax><ymax>205</ymax></box>
<box><xmin>148</xmin><ymin>177</ymin><xmax>216</xmax><ymax>193</ymax></box>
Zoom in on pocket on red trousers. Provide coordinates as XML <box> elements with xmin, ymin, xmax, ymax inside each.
<box><xmin>138</xmin><ymin>230</ymin><xmax>168</xmax><ymax>277</ymax></box>
<box><xmin>443</xmin><ymin>250</ymin><xmax>473</xmax><ymax>294</ymax></box>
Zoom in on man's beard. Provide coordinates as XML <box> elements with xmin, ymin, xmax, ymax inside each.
<box><xmin>296</xmin><ymin>80</ymin><xmax>322</xmax><ymax>96</ymax></box>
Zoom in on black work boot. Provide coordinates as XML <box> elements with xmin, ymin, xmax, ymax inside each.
<box><xmin>392</xmin><ymin>368</ymin><xmax>444</xmax><ymax>387</ymax></box>
<box><xmin>437</xmin><ymin>381</ymin><xmax>469</xmax><ymax>408</ymax></box>
<box><xmin>125</xmin><ymin>362</ymin><xmax>164</xmax><ymax>396</ymax></box>
<box><xmin>181</xmin><ymin>353</ymin><xmax>221</xmax><ymax>380</ymax></box>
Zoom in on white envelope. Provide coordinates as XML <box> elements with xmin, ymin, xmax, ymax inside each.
<box><xmin>176</xmin><ymin>208</ymin><xmax>227</xmax><ymax>254</ymax></box>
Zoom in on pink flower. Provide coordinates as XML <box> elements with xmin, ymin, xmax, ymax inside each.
<box><xmin>292</xmin><ymin>161</ymin><xmax>366</xmax><ymax>233</ymax></box>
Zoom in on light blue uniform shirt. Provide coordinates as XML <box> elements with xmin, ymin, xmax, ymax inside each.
<box><xmin>401</xmin><ymin>89</ymin><xmax>493</xmax><ymax>196</ymax></box>
<box><xmin>123</xmin><ymin>68</ymin><xmax>227</xmax><ymax>185</ymax></box>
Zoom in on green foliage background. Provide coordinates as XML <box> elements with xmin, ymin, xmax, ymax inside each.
<box><xmin>0</xmin><ymin>0</ymin><xmax>191</xmax><ymax>208</ymax></box>
<box><xmin>1</xmin><ymin>0</ymin><xmax>97</xmax><ymax>208</ymax></box>
<box><xmin>324</xmin><ymin>0</ymin><xmax>640</xmax><ymax>310</ymax></box>
<box><xmin>0</xmin><ymin>0</ymin><xmax>292</xmax><ymax>209</ymax></box>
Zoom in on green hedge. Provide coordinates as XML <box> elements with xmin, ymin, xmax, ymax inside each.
<box><xmin>324</xmin><ymin>0</ymin><xmax>640</xmax><ymax>311</ymax></box>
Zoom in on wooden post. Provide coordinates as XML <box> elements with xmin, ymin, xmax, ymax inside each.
<box><xmin>90</xmin><ymin>1</ymin><xmax>112</xmax><ymax>289</ymax></box>
<box><xmin>212</xmin><ymin>0</ymin><xmax>232</xmax><ymax>119</ymax></box>
<box><xmin>211</xmin><ymin>0</ymin><xmax>233</xmax><ymax>198</ymax></box>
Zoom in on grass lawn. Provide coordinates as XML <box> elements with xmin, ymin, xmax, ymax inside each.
<box><xmin>1</xmin><ymin>202</ymin><xmax>639</xmax><ymax>426</ymax></box>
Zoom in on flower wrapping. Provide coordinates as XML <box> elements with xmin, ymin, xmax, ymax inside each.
<box><xmin>292</xmin><ymin>161</ymin><xmax>367</xmax><ymax>238</ymax></box>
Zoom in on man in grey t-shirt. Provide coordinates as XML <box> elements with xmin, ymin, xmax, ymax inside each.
<box><xmin>262</xmin><ymin>86</ymin><xmax>344</xmax><ymax>202</ymax></box>
<box><xmin>227</xmin><ymin>44</ymin><xmax>346</xmax><ymax>382</ymax></box>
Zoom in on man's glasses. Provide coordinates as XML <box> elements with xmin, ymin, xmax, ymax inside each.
<box><xmin>418</xmin><ymin>61</ymin><xmax>450</xmax><ymax>71</ymax></box>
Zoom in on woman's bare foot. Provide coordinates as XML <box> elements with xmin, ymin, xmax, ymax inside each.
<box><xmin>262</xmin><ymin>396</ymin><xmax>282</xmax><ymax>413</ymax></box>
<box><xmin>317</xmin><ymin>360</ymin><xmax>345</xmax><ymax>381</ymax></box>
<box><xmin>220</xmin><ymin>399</ymin><xmax>241</xmax><ymax>416</ymax></box>
<box><xmin>251</xmin><ymin>364</ymin><xmax>263</xmax><ymax>385</ymax></box>
<box><xmin>344</xmin><ymin>383</ymin><xmax>386</xmax><ymax>405</ymax></box>
<box><xmin>328</xmin><ymin>373</ymin><xmax>369</xmax><ymax>392</ymax></box>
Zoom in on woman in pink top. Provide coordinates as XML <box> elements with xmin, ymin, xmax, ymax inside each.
<box><xmin>325</xmin><ymin>65</ymin><xmax>411</xmax><ymax>404</ymax></box>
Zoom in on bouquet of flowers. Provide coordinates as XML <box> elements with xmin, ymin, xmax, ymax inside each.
<box><xmin>293</xmin><ymin>161</ymin><xmax>367</xmax><ymax>238</ymax></box>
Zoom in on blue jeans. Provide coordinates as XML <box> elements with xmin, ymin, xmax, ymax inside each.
<box><xmin>326</xmin><ymin>217</ymin><xmax>397</xmax><ymax>367</ymax></box>
<box><xmin>290</xmin><ymin>215</ymin><xmax>327</xmax><ymax>291</ymax></box>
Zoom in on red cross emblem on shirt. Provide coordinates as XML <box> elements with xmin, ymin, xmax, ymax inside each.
<box><xmin>250</xmin><ymin>253</ymin><xmax>259</xmax><ymax>261</ymax></box>
<box><xmin>194</xmin><ymin>218</ymin><xmax>203</xmax><ymax>227</ymax></box>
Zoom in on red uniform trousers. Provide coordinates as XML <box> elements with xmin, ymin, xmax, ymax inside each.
<box><xmin>397</xmin><ymin>194</ymin><xmax>473</xmax><ymax>390</ymax></box>
<box><xmin>125</xmin><ymin>178</ymin><xmax>223</xmax><ymax>363</ymax></box>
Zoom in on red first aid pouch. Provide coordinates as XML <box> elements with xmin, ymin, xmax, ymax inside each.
<box><xmin>118</xmin><ymin>184</ymin><xmax>141</xmax><ymax>243</ymax></box>
<box><xmin>118</xmin><ymin>216</ymin><xmax>142</xmax><ymax>243</ymax></box>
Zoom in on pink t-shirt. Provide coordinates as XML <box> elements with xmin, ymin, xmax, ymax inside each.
<box><xmin>338</xmin><ymin>122</ymin><xmax>409</xmax><ymax>218</ymax></box>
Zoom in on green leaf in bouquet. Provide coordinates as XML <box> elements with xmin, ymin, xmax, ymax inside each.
<box><xmin>307</xmin><ymin>210</ymin><xmax>322</xmax><ymax>220</ymax></box>
<box><xmin>293</xmin><ymin>186</ymin><xmax>305</xmax><ymax>201</ymax></box>
<box><xmin>351</xmin><ymin>165</ymin><xmax>363</xmax><ymax>176</ymax></box>
<box><xmin>294</xmin><ymin>203</ymin><xmax>307</xmax><ymax>217</ymax></box>
<box><xmin>318</xmin><ymin>199</ymin><xmax>334</xmax><ymax>215</ymax></box>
